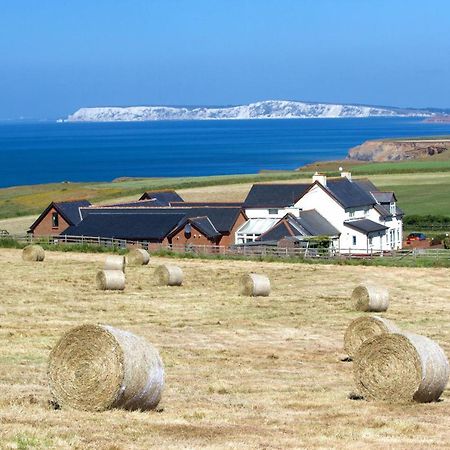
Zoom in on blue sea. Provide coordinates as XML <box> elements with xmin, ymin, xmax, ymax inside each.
<box><xmin>1</xmin><ymin>118</ymin><xmax>450</xmax><ymax>188</ymax></box>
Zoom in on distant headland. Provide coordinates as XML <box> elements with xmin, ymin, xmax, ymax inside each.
<box><xmin>64</xmin><ymin>100</ymin><xmax>442</xmax><ymax>122</ymax></box>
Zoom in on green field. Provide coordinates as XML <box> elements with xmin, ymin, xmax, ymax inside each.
<box><xmin>1</xmin><ymin>159</ymin><xmax>450</xmax><ymax>221</ymax></box>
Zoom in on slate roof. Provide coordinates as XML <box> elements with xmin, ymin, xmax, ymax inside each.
<box><xmin>101</xmin><ymin>199</ymin><xmax>163</xmax><ymax>208</ymax></box>
<box><xmin>138</xmin><ymin>190</ymin><xmax>184</xmax><ymax>204</ymax></box>
<box><xmin>243</xmin><ymin>184</ymin><xmax>310</xmax><ymax>208</ymax></box>
<box><xmin>344</xmin><ymin>219</ymin><xmax>389</xmax><ymax>234</ymax></box>
<box><xmin>29</xmin><ymin>199</ymin><xmax>91</xmax><ymax>231</ymax></box>
<box><xmin>169</xmin><ymin>216</ymin><xmax>221</xmax><ymax>240</ymax></box>
<box><xmin>257</xmin><ymin>211</ymin><xmax>339</xmax><ymax>242</ymax></box>
<box><xmin>63</xmin><ymin>212</ymin><xmax>185</xmax><ymax>241</ymax></box>
<box><xmin>170</xmin><ymin>202</ymin><xmax>243</xmax><ymax>207</ymax></box>
<box><xmin>324</xmin><ymin>178</ymin><xmax>376</xmax><ymax>209</ymax></box>
<box><xmin>296</xmin><ymin>210</ymin><xmax>340</xmax><ymax>236</ymax></box>
<box><xmin>371</xmin><ymin>191</ymin><xmax>397</xmax><ymax>203</ymax></box>
<box><xmin>354</xmin><ymin>179</ymin><xmax>379</xmax><ymax>193</ymax></box>
<box><xmin>374</xmin><ymin>204</ymin><xmax>405</xmax><ymax>219</ymax></box>
<box><xmin>79</xmin><ymin>206</ymin><xmax>243</xmax><ymax>234</ymax></box>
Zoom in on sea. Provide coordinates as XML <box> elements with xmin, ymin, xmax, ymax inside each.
<box><xmin>1</xmin><ymin>117</ymin><xmax>450</xmax><ymax>189</ymax></box>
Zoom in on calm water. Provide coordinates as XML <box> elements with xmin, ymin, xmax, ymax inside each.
<box><xmin>1</xmin><ymin>118</ymin><xmax>450</xmax><ymax>188</ymax></box>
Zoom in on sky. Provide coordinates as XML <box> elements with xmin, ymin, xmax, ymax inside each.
<box><xmin>1</xmin><ymin>0</ymin><xmax>450</xmax><ymax>119</ymax></box>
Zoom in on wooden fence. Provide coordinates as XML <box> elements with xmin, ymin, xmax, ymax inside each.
<box><xmin>2</xmin><ymin>233</ymin><xmax>449</xmax><ymax>261</ymax></box>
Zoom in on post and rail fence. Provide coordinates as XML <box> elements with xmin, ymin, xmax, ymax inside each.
<box><xmin>1</xmin><ymin>233</ymin><xmax>449</xmax><ymax>261</ymax></box>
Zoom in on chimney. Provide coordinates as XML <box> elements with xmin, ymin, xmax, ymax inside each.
<box><xmin>312</xmin><ymin>172</ymin><xmax>327</xmax><ymax>187</ymax></box>
<box><xmin>341</xmin><ymin>171</ymin><xmax>352</xmax><ymax>181</ymax></box>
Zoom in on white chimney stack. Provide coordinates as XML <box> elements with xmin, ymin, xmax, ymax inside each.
<box><xmin>312</xmin><ymin>172</ymin><xmax>327</xmax><ymax>186</ymax></box>
<box><xmin>341</xmin><ymin>171</ymin><xmax>352</xmax><ymax>181</ymax></box>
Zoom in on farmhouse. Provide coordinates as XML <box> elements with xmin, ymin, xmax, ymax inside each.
<box><xmin>238</xmin><ymin>172</ymin><xmax>403</xmax><ymax>253</ymax></box>
<box><xmin>30</xmin><ymin>173</ymin><xmax>402</xmax><ymax>254</ymax></box>
<box><xmin>29</xmin><ymin>200</ymin><xmax>91</xmax><ymax>236</ymax></box>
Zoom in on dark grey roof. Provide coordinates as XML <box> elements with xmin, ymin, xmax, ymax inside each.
<box><xmin>374</xmin><ymin>204</ymin><xmax>404</xmax><ymax>219</ymax></box>
<box><xmin>170</xmin><ymin>216</ymin><xmax>221</xmax><ymax>240</ymax></box>
<box><xmin>257</xmin><ymin>210</ymin><xmax>339</xmax><ymax>242</ymax></box>
<box><xmin>80</xmin><ymin>206</ymin><xmax>242</xmax><ymax>234</ymax></box>
<box><xmin>30</xmin><ymin>199</ymin><xmax>91</xmax><ymax>231</ymax></box>
<box><xmin>296</xmin><ymin>210</ymin><xmax>340</xmax><ymax>236</ymax></box>
<box><xmin>189</xmin><ymin>217</ymin><xmax>220</xmax><ymax>238</ymax></box>
<box><xmin>371</xmin><ymin>191</ymin><xmax>396</xmax><ymax>203</ymax></box>
<box><xmin>170</xmin><ymin>202</ymin><xmax>243</xmax><ymax>207</ymax></box>
<box><xmin>344</xmin><ymin>219</ymin><xmax>389</xmax><ymax>234</ymax></box>
<box><xmin>63</xmin><ymin>212</ymin><xmax>185</xmax><ymax>241</ymax></box>
<box><xmin>257</xmin><ymin>221</ymin><xmax>296</xmax><ymax>242</ymax></box>
<box><xmin>354</xmin><ymin>179</ymin><xmax>379</xmax><ymax>193</ymax></box>
<box><xmin>324</xmin><ymin>178</ymin><xmax>376</xmax><ymax>209</ymax></box>
<box><xmin>54</xmin><ymin>200</ymin><xmax>91</xmax><ymax>225</ymax></box>
<box><xmin>243</xmin><ymin>184</ymin><xmax>310</xmax><ymax>208</ymax></box>
<box><xmin>139</xmin><ymin>190</ymin><xmax>184</xmax><ymax>204</ymax></box>
<box><xmin>101</xmin><ymin>199</ymin><xmax>162</xmax><ymax>208</ymax></box>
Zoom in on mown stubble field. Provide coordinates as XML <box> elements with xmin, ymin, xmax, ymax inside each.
<box><xmin>0</xmin><ymin>249</ymin><xmax>449</xmax><ymax>449</ymax></box>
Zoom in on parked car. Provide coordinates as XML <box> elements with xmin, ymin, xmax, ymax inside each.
<box><xmin>406</xmin><ymin>232</ymin><xmax>427</xmax><ymax>242</ymax></box>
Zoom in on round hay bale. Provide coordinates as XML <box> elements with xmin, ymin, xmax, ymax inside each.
<box><xmin>155</xmin><ymin>264</ymin><xmax>183</xmax><ymax>286</ymax></box>
<box><xmin>96</xmin><ymin>270</ymin><xmax>125</xmax><ymax>291</ymax></box>
<box><xmin>352</xmin><ymin>283</ymin><xmax>389</xmax><ymax>312</ymax></box>
<box><xmin>127</xmin><ymin>248</ymin><xmax>150</xmax><ymax>266</ymax></box>
<box><xmin>104</xmin><ymin>255</ymin><xmax>126</xmax><ymax>272</ymax></box>
<box><xmin>22</xmin><ymin>244</ymin><xmax>45</xmax><ymax>262</ymax></box>
<box><xmin>344</xmin><ymin>316</ymin><xmax>401</xmax><ymax>359</ymax></box>
<box><xmin>48</xmin><ymin>324</ymin><xmax>164</xmax><ymax>411</ymax></box>
<box><xmin>354</xmin><ymin>332</ymin><xmax>449</xmax><ymax>403</ymax></box>
<box><xmin>241</xmin><ymin>273</ymin><xmax>270</xmax><ymax>297</ymax></box>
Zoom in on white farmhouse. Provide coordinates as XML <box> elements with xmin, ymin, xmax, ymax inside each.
<box><xmin>236</xmin><ymin>172</ymin><xmax>403</xmax><ymax>254</ymax></box>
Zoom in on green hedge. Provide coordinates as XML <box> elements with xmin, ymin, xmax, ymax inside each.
<box><xmin>404</xmin><ymin>215</ymin><xmax>450</xmax><ymax>230</ymax></box>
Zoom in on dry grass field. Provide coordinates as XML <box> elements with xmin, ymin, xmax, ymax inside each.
<box><xmin>0</xmin><ymin>249</ymin><xmax>449</xmax><ymax>449</ymax></box>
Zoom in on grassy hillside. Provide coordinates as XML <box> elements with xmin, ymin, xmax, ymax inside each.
<box><xmin>0</xmin><ymin>249</ymin><xmax>449</xmax><ymax>448</ymax></box>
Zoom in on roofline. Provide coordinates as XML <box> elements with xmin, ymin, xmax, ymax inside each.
<box><xmin>30</xmin><ymin>200</ymin><xmax>89</xmax><ymax>231</ymax></box>
<box><xmin>166</xmin><ymin>216</ymin><xmax>220</xmax><ymax>240</ymax></box>
<box><xmin>297</xmin><ymin>180</ymin><xmax>376</xmax><ymax>209</ymax></box>
<box><xmin>343</xmin><ymin>220</ymin><xmax>389</xmax><ymax>234</ymax></box>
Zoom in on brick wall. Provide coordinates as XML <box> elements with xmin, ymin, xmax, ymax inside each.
<box><xmin>32</xmin><ymin>207</ymin><xmax>70</xmax><ymax>236</ymax></box>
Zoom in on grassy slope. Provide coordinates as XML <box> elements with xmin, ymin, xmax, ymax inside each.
<box><xmin>0</xmin><ymin>249</ymin><xmax>449</xmax><ymax>448</ymax></box>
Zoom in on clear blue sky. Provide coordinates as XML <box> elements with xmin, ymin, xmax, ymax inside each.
<box><xmin>1</xmin><ymin>0</ymin><xmax>449</xmax><ymax>119</ymax></box>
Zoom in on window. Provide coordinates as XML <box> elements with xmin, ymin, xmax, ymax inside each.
<box><xmin>52</xmin><ymin>212</ymin><xmax>59</xmax><ymax>228</ymax></box>
<box><xmin>268</xmin><ymin>208</ymin><xmax>279</xmax><ymax>215</ymax></box>
<box><xmin>390</xmin><ymin>202</ymin><xmax>396</xmax><ymax>214</ymax></box>
<box><xmin>352</xmin><ymin>236</ymin><xmax>357</xmax><ymax>246</ymax></box>
<box><xmin>349</xmin><ymin>210</ymin><xmax>355</xmax><ymax>218</ymax></box>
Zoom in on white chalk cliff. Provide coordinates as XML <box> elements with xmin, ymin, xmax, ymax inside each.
<box><xmin>66</xmin><ymin>100</ymin><xmax>432</xmax><ymax>122</ymax></box>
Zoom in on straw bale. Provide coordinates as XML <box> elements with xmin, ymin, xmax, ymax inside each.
<box><xmin>344</xmin><ymin>316</ymin><xmax>400</xmax><ymax>359</ymax></box>
<box><xmin>48</xmin><ymin>324</ymin><xmax>164</xmax><ymax>411</ymax></box>
<box><xmin>127</xmin><ymin>248</ymin><xmax>150</xmax><ymax>266</ymax></box>
<box><xmin>22</xmin><ymin>244</ymin><xmax>45</xmax><ymax>262</ymax></box>
<box><xmin>241</xmin><ymin>273</ymin><xmax>270</xmax><ymax>297</ymax></box>
<box><xmin>104</xmin><ymin>255</ymin><xmax>126</xmax><ymax>272</ymax></box>
<box><xmin>155</xmin><ymin>264</ymin><xmax>183</xmax><ymax>286</ymax></box>
<box><xmin>96</xmin><ymin>270</ymin><xmax>125</xmax><ymax>290</ymax></box>
<box><xmin>354</xmin><ymin>332</ymin><xmax>449</xmax><ymax>403</ymax></box>
<box><xmin>352</xmin><ymin>283</ymin><xmax>389</xmax><ymax>312</ymax></box>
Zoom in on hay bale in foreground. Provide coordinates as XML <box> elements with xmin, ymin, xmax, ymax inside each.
<box><xmin>352</xmin><ymin>283</ymin><xmax>389</xmax><ymax>312</ymax></box>
<box><xmin>344</xmin><ymin>316</ymin><xmax>400</xmax><ymax>359</ymax></box>
<box><xmin>354</xmin><ymin>332</ymin><xmax>449</xmax><ymax>403</ymax></box>
<box><xmin>127</xmin><ymin>248</ymin><xmax>150</xmax><ymax>266</ymax></box>
<box><xmin>22</xmin><ymin>244</ymin><xmax>45</xmax><ymax>262</ymax></box>
<box><xmin>241</xmin><ymin>273</ymin><xmax>270</xmax><ymax>297</ymax></box>
<box><xmin>104</xmin><ymin>255</ymin><xmax>126</xmax><ymax>272</ymax></box>
<box><xmin>96</xmin><ymin>270</ymin><xmax>125</xmax><ymax>290</ymax></box>
<box><xmin>155</xmin><ymin>264</ymin><xmax>183</xmax><ymax>286</ymax></box>
<box><xmin>48</xmin><ymin>324</ymin><xmax>164</xmax><ymax>411</ymax></box>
